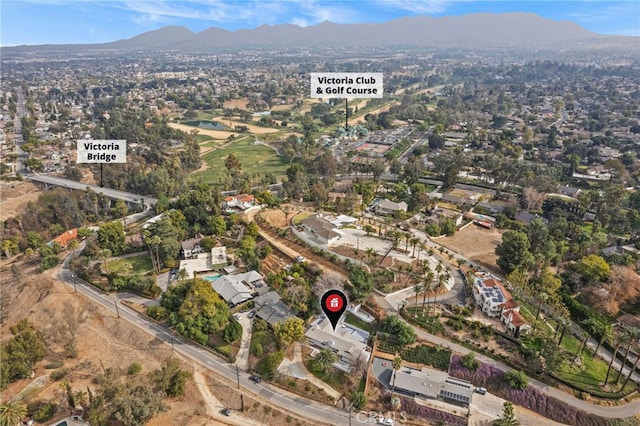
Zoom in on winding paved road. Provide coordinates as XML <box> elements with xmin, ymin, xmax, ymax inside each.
<box><xmin>57</xmin><ymin>256</ymin><xmax>362</xmax><ymax>425</ymax></box>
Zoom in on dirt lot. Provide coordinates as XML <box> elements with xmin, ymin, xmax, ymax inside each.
<box><xmin>0</xmin><ymin>180</ymin><xmax>42</xmax><ymax>221</ymax></box>
<box><xmin>436</xmin><ymin>223</ymin><xmax>503</xmax><ymax>274</ymax></box>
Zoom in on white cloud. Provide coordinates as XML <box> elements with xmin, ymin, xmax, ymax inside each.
<box><xmin>374</xmin><ymin>0</ymin><xmax>453</xmax><ymax>15</ymax></box>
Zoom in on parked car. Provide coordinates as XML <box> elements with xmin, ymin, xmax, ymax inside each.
<box><xmin>248</xmin><ymin>310</ymin><xmax>256</xmax><ymax>319</ymax></box>
<box><xmin>295</xmin><ymin>255</ymin><xmax>305</xmax><ymax>263</ymax></box>
<box><xmin>378</xmin><ymin>418</ymin><xmax>395</xmax><ymax>425</ymax></box>
<box><xmin>476</xmin><ymin>387</ymin><xmax>487</xmax><ymax>395</ymax></box>
<box><xmin>233</xmin><ymin>313</ymin><xmax>241</xmax><ymax>320</ymax></box>
<box><xmin>221</xmin><ymin>408</ymin><xmax>232</xmax><ymax>416</ymax></box>
<box><xmin>249</xmin><ymin>375</ymin><xmax>262</xmax><ymax>384</ymax></box>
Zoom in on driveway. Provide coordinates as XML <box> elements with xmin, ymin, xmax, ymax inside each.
<box><xmin>278</xmin><ymin>342</ymin><xmax>342</xmax><ymax>400</ymax></box>
<box><xmin>235</xmin><ymin>312</ymin><xmax>253</xmax><ymax>371</ymax></box>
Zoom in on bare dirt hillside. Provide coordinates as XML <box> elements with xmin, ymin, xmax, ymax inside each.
<box><xmin>0</xmin><ymin>180</ymin><xmax>42</xmax><ymax>221</ymax></box>
<box><xmin>0</xmin><ymin>257</ymin><xmax>315</xmax><ymax>426</ymax></box>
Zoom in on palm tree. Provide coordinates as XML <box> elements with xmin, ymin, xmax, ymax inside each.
<box><xmin>412</xmin><ymin>283</ymin><xmax>424</xmax><ymax>317</ymax></box>
<box><xmin>313</xmin><ymin>348</ymin><xmax>338</xmax><ymax>373</ymax></box>
<box><xmin>594</xmin><ymin>321</ymin><xmax>614</xmax><ymax>356</ymax></box>
<box><xmin>556</xmin><ymin>317</ymin><xmax>569</xmax><ymax>346</ymax></box>
<box><xmin>410</xmin><ymin>237</ymin><xmax>420</xmax><ymax>257</ymax></box>
<box><xmin>96</xmin><ymin>248</ymin><xmax>112</xmax><ymax>274</ymax></box>
<box><xmin>432</xmin><ymin>271</ymin><xmax>449</xmax><ymax>315</ymax></box>
<box><xmin>0</xmin><ymin>401</ymin><xmax>27</xmax><ymax>426</ymax></box>
<box><xmin>148</xmin><ymin>235</ymin><xmax>162</xmax><ymax>273</ymax></box>
<box><xmin>365</xmin><ymin>247</ymin><xmax>377</xmax><ymax>267</ymax></box>
<box><xmin>575</xmin><ymin>331</ymin><xmax>590</xmax><ymax>358</ymax></box>
<box><xmin>422</xmin><ymin>268</ymin><xmax>434</xmax><ymax>313</ymax></box>
<box><xmin>177</xmin><ymin>268</ymin><xmax>188</xmax><ymax>282</ymax></box>
<box><xmin>618</xmin><ymin>326</ymin><xmax>640</xmax><ymax>381</ymax></box>
<box><xmin>605</xmin><ymin>339</ymin><xmax>622</xmax><ymax>385</ymax></box>
<box><xmin>391</xmin><ymin>356</ymin><xmax>402</xmax><ymax>395</ymax></box>
<box><xmin>621</xmin><ymin>343</ymin><xmax>640</xmax><ymax>391</ymax></box>
<box><xmin>532</xmin><ymin>292</ymin><xmax>548</xmax><ymax>334</ymax></box>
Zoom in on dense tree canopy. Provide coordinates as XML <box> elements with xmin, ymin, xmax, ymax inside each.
<box><xmin>495</xmin><ymin>230</ymin><xmax>534</xmax><ymax>274</ymax></box>
<box><xmin>161</xmin><ymin>278</ymin><xmax>230</xmax><ymax>345</ymax></box>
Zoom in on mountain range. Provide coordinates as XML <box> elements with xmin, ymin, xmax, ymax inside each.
<box><xmin>4</xmin><ymin>13</ymin><xmax>638</xmax><ymax>52</ymax></box>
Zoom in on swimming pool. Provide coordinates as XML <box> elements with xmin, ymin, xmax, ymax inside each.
<box><xmin>203</xmin><ymin>275</ymin><xmax>222</xmax><ymax>282</ymax></box>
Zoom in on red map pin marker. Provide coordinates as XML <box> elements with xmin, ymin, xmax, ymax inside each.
<box><xmin>321</xmin><ymin>289</ymin><xmax>348</xmax><ymax>331</ymax></box>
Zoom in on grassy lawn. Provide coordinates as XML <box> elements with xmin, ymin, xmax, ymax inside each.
<box><xmin>191</xmin><ymin>137</ymin><xmax>288</xmax><ymax>183</ymax></box>
<box><xmin>108</xmin><ymin>254</ymin><xmax>153</xmax><ymax>275</ymax></box>
<box><xmin>292</xmin><ymin>211</ymin><xmax>315</xmax><ymax>225</ymax></box>
<box><xmin>344</xmin><ymin>312</ymin><xmax>378</xmax><ymax>334</ymax></box>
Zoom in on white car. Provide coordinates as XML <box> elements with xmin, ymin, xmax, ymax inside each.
<box><xmin>378</xmin><ymin>418</ymin><xmax>394</xmax><ymax>426</ymax></box>
<box><xmin>295</xmin><ymin>255</ymin><xmax>306</xmax><ymax>263</ymax></box>
<box><xmin>233</xmin><ymin>313</ymin><xmax>241</xmax><ymax>320</ymax></box>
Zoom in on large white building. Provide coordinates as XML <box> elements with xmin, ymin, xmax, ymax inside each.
<box><xmin>473</xmin><ymin>276</ymin><xmax>530</xmax><ymax>336</ymax></box>
<box><xmin>305</xmin><ymin>316</ymin><xmax>371</xmax><ymax>373</ymax></box>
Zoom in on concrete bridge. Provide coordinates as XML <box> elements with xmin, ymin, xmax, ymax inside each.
<box><xmin>24</xmin><ymin>173</ymin><xmax>157</xmax><ymax>209</ymax></box>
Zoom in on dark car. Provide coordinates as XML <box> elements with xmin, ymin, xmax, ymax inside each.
<box><xmin>221</xmin><ymin>408</ymin><xmax>232</xmax><ymax>416</ymax></box>
<box><xmin>249</xmin><ymin>375</ymin><xmax>262</xmax><ymax>384</ymax></box>
<box><xmin>248</xmin><ymin>310</ymin><xmax>256</xmax><ymax>319</ymax></box>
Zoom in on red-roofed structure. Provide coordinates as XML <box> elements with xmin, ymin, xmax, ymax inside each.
<box><xmin>473</xmin><ymin>275</ymin><xmax>530</xmax><ymax>337</ymax></box>
<box><xmin>50</xmin><ymin>229</ymin><xmax>78</xmax><ymax>250</ymax></box>
<box><xmin>222</xmin><ymin>194</ymin><xmax>256</xmax><ymax>212</ymax></box>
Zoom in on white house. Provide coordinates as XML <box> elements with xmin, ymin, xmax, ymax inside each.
<box><xmin>300</xmin><ymin>214</ymin><xmax>343</xmax><ymax>245</ymax></box>
<box><xmin>305</xmin><ymin>316</ymin><xmax>371</xmax><ymax>373</ymax></box>
<box><xmin>178</xmin><ymin>246</ymin><xmax>228</xmax><ymax>278</ymax></box>
<box><xmin>181</xmin><ymin>235</ymin><xmax>204</xmax><ymax>259</ymax></box>
<box><xmin>473</xmin><ymin>276</ymin><xmax>530</xmax><ymax>336</ymax></box>
<box><xmin>222</xmin><ymin>193</ymin><xmax>256</xmax><ymax>212</ymax></box>
<box><xmin>500</xmin><ymin>301</ymin><xmax>531</xmax><ymax>337</ymax></box>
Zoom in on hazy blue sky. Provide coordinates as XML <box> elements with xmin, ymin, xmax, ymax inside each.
<box><xmin>2</xmin><ymin>0</ymin><xmax>639</xmax><ymax>46</ymax></box>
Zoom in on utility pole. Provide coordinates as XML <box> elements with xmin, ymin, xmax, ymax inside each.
<box><xmin>235</xmin><ymin>364</ymin><xmax>244</xmax><ymax>411</ymax></box>
<box><xmin>114</xmin><ymin>294</ymin><xmax>120</xmax><ymax>318</ymax></box>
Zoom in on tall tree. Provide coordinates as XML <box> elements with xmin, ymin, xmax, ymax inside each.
<box><xmin>412</xmin><ymin>283</ymin><xmax>424</xmax><ymax>317</ymax></box>
<box><xmin>495</xmin><ymin>230</ymin><xmax>534</xmax><ymax>274</ymax></box>
<box><xmin>493</xmin><ymin>401</ymin><xmax>520</xmax><ymax>426</ymax></box>
<box><xmin>391</xmin><ymin>356</ymin><xmax>402</xmax><ymax>395</ymax></box>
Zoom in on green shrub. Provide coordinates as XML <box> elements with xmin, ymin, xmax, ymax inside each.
<box><xmin>505</xmin><ymin>370</ymin><xmax>528</xmax><ymax>390</ymax></box>
<box><xmin>127</xmin><ymin>362</ymin><xmax>142</xmax><ymax>375</ymax></box>
<box><xmin>147</xmin><ymin>305</ymin><xmax>168</xmax><ymax>320</ymax></box>
<box><xmin>257</xmin><ymin>350</ymin><xmax>284</xmax><ymax>380</ymax></box>
<box><xmin>252</xmin><ymin>342</ymin><xmax>264</xmax><ymax>357</ymax></box>
<box><xmin>50</xmin><ymin>368</ymin><xmax>68</xmax><ymax>381</ymax></box>
<box><xmin>460</xmin><ymin>353</ymin><xmax>479</xmax><ymax>371</ymax></box>
<box><xmin>45</xmin><ymin>360</ymin><xmax>64</xmax><ymax>369</ymax></box>
<box><xmin>223</xmin><ymin>319</ymin><xmax>242</xmax><ymax>343</ymax></box>
<box><xmin>27</xmin><ymin>400</ymin><xmax>57</xmax><ymax>422</ymax></box>
<box><xmin>254</xmin><ymin>319</ymin><xmax>269</xmax><ymax>332</ymax></box>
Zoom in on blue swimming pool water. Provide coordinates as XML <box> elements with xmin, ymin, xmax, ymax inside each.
<box><xmin>204</xmin><ymin>275</ymin><xmax>222</xmax><ymax>282</ymax></box>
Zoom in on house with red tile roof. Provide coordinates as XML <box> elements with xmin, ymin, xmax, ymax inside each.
<box><xmin>473</xmin><ymin>275</ymin><xmax>530</xmax><ymax>336</ymax></box>
<box><xmin>49</xmin><ymin>228</ymin><xmax>78</xmax><ymax>250</ymax></box>
<box><xmin>222</xmin><ymin>193</ymin><xmax>256</xmax><ymax>212</ymax></box>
